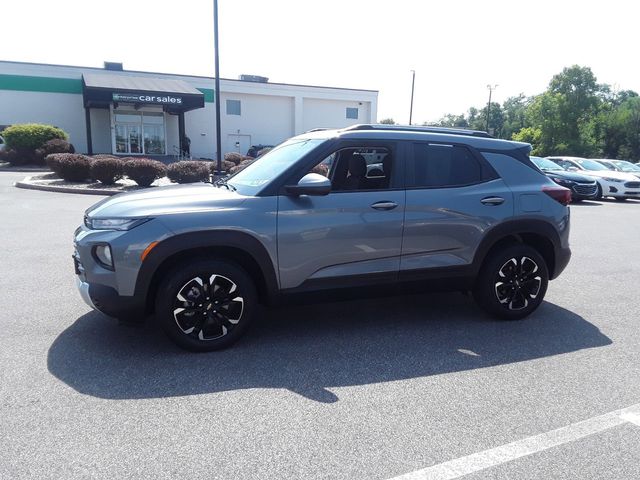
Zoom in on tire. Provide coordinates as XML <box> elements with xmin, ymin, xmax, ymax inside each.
<box><xmin>473</xmin><ymin>244</ymin><xmax>549</xmax><ymax>320</ymax></box>
<box><xmin>595</xmin><ymin>183</ymin><xmax>603</xmax><ymax>200</ymax></box>
<box><xmin>155</xmin><ymin>258</ymin><xmax>257</xmax><ymax>352</ymax></box>
<box><xmin>615</xmin><ymin>197</ymin><xmax>627</xmax><ymax>202</ymax></box>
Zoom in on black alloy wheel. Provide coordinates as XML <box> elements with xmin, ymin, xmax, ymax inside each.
<box><xmin>473</xmin><ymin>244</ymin><xmax>549</xmax><ymax>320</ymax></box>
<box><xmin>156</xmin><ymin>259</ymin><xmax>257</xmax><ymax>351</ymax></box>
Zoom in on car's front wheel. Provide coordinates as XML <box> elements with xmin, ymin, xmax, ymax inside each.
<box><xmin>473</xmin><ymin>244</ymin><xmax>549</xmax><ymax>320</ymax></box>
<box><xmin>155</xmin><ymin>258</ymin><xmax>257</xmax><ymax>352</ymax></box>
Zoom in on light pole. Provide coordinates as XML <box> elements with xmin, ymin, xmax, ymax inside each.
<box><xmin>409</xmin><ymin>70</ymin><xmax>415</xmax><ymax>125</ymax></box>
<box><xmin>213</xmin><ymin>0</ymin><xmax>222</xmax><ymax>176</ymax></box>
<box><xmin>485</xmin><ymin>84</ymin><xmax>498</xmax><ymax>133</ymax></box>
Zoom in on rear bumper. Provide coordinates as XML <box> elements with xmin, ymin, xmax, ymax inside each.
<box><xmin>76</xmin><ymin>277</ymin><xmax>145</xmax><ymax>319</ymax></box>
<box><xmin>552</xmin><ymin>246</ymin><xmax>571</xmax><ymax>280</ymax></box>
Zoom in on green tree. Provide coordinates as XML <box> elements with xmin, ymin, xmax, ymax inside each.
<box><xmin>502</xmin><ymin>94</ymin><xmax>530</xmax><ymax>140</ymax></box>
<box><xmin>601</xmin><ymin>97</ymin><xmax>640</xmax><ymax>160</ymax></box>
<box><xmin>432</xmin><ymin>113</ymin><xmax>468</xmax><ymax>128</ymax></box>
<box><xmin>379</xmin><ymin>118</ymin><xmax>396</xmax><ymax>124</ymax></box>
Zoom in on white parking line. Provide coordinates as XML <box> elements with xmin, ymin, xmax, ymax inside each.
<box><xmin>389</xmin><ymin>403</ymin><xmax>640</xmax><ymax>480</ymax></box>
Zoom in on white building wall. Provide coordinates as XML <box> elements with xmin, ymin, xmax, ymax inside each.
<box><xmin>89</xmin><ymin>109</ymin><xmax>111</xmax><ymax>153</ymax></box>
<box><xmin>0</xmin><ymin>61</ymin><xmax>378</xmax><ymax>159</ymax></box>
<box><xmin>301</xmin><ymin>98</ymin><xmax>371</xmax><ymax>132</ymax></box>
<box><xmin>0</xmin><ymin>90</ymin><xmax>88</xmax><ymax>152</ymax></box>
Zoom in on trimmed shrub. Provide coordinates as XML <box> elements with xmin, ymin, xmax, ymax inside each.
<box><xmin>57</xmin><ymin>154</ymin><xmax>92</xmax><ymax>182</ymax></box>
<box><xmin>45</xmin><ymin>153</ymin><xmax>79</xmax><ymax>175</ymax></box>
<box><xmin>223</xmin><ymin>152</ymin><xmax>245</xmax><ymax>165</ymax></box>
<box><xmin>123</xmin><ymin>158</ymin><xmax>167</xmax><ymax>187</ymax></box>
<box><xmin>90</xmin><ymin>157</ymin><xmax>125</xmax><ymax>185</ymax></box>
<box><xmin>229</xmin><ymin>158</ymin><xmax>256</xmax><ymax>174</ymax></box>
<box><xmin>90</xmin><ymin>154</ymin><xmax>119</xmax><ymax>161</ymax></box>
<box><xmin>0</xmin><ymin>148</ymin><xmax>21</xmax><ymax>165</ymax></box>
<box><xmin>1</xmin><ymin>124</ymin><xmax>68</xmax><ymax>150</ymax></box>
<box><xmin>167</xmin><ymin>161</ymin><xmax>211</xmax><ymax>184</ymax></box>
<box><xmin>209</xmin><ymin>159</ymin><xmax>235</xmax><ymax>174</ymax></box>
<box><xmin>35</xmin><ymin>138</ymin><xmax>75</xmax><ymax>164</ymax></box>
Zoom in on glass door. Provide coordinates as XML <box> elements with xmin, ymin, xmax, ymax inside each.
<box><xmin>113</xmin><ymin>110</ymin><xmax>165</xmax><ymax>155</ymax></box>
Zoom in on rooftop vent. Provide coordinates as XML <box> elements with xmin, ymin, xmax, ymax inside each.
<box><xmin>104</xmin><ymin>61</ymin><xmax>123</xmax><ymax>71</ymax></box>
<box><xmin>239</xmin><ymin>74</ymin><xmax>268</xmax><ymax>83</ymax></box>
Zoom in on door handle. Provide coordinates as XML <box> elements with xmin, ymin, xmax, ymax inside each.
<box><xmin>481</xmin><ymin>196</ymin><xmax>505</xmax><ymax>206</ymax></box>
<box><xmin>370</xmin><ymin>201</ymin><xmax>398</xmax><ymax>211</ymax></box>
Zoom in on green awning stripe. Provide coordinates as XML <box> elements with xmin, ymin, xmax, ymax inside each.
<box><xmin>0</xmin><ymin>74</ymin><xmax>82</xmax><ymax>94</ymax></box>
<box><xmin>0</xmin><ymin>74</ymin><xmax>214</xmax><ymax>102</ymax></box>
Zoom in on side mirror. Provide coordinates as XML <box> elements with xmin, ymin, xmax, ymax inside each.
<box><xmin>285</xmin><ymin>173</ymin><xmax>331</xmax><ymax>196</ymax></box>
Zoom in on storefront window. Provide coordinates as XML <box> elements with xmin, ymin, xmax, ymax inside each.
<box><xmin>112</xmin><ymin>110</ymin><xmax>165</xmax><ymax>155</ymax></box>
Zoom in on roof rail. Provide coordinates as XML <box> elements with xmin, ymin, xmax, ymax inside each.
<box><xmin>305</xmin><ymin>127</ymin><xmax>330</xmax><ymax>133</ymax></box>
<box><xmin>342</xmin><ymin>124</ymin><xmax>493</xmax><ymax>138</ymax></box>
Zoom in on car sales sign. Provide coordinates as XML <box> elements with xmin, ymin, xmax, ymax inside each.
<box><xmin>112</xmin><ymin>92</ymin><xmax>183</xmax><ymax>105</ymax></box>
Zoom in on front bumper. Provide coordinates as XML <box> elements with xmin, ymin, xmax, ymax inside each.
<box><xmin>75</xmin><ymin>277</ymin><xmax>145</xmax><ymax>319</ymax></box>
<box><xmin>76</xmin><ymin>277</ymin><xmax>97</xmax><ymax>310</ymax></box>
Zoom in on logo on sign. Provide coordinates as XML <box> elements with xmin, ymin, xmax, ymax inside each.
<box><xmin>112</xmin><ymin>93</ymin><xmax>183</xmax><ymax>105</ymax></box>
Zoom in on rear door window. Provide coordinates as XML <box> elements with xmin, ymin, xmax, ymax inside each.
<box><xmin>409</xmin><ymin>143</ymin><xmax>485</xmax><ymax>188</ymax></box>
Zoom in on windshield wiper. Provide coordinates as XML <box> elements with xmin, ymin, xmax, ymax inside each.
<box><xmin>215</xmin><ymin>178</ymin><xmax>237</xmax><ymax>192</ymax></box>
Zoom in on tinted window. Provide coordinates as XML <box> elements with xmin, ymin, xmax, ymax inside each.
<box><xmin>316</xmin><ymin>147</ymin><xmax>393</xmax><ymax>191</ymax></box>
<box><xmin>411</xmin><ymin>144</ymin><xmax>483</xmax><ymax>188</ymax></box>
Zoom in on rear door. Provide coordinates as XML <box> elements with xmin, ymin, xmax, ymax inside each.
<box><xmin>400</xmin><ymin>142</ymin><xmax>514</xmax><ymax>279</ymax></box>
<box><xmin>276</xmin><ymin>141</ymin><xmax>406</xmax><ymax>290</ymax></box>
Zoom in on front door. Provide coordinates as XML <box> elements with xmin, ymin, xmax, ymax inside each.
<box><xmin>277</xmin><ymin>143</ymin><xmax>405</xmax><ymax>290</ymax></box>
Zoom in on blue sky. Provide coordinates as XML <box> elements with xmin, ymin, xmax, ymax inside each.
<box><xmin>3</xmin><ymin>0</ymin><xmax>639</xmax><ymax>124</ymax></box>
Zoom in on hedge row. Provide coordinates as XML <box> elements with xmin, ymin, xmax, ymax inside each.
<box><xmin>43</xmin><ymin>155</ymin><xmax>246</xmax><ymax>186</ymax></box>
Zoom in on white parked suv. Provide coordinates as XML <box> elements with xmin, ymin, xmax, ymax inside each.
<box><xmin>547</xmin><ymin>156</ymin><xmax>640</xmax><ymax>200</ymax></box>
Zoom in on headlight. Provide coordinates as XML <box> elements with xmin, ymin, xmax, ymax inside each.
<box><xmin>94</xmin><ymin>244</ymin><xmax>113</xmax><ymax>269</ymax></box>
<box><xmin>88</xmin><ymin>218</ymin><xmax>150</xmax><ymax>231</ymax></box>
<box><xmin>602</xmin><ymin>177</ymin><xmax>624</xmax><ymax>183</ymax></box>
<box><xmin>551</xmin><ymin>177</ymin><xmax>574</xmax><ymax>186</ymax></box>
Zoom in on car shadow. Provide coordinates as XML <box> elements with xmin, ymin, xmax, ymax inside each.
<box><xmin>47</xmin><ymin>292</ymin><xmax>611</xmax><ymax>403</ymax></box>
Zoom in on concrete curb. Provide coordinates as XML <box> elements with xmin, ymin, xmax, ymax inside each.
<box><xmin>15</xmin><ymin>176</ymin><xmax>120</xmax><ymax>196</ymax></box>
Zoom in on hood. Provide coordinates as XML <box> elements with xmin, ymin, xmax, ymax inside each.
<box><xmin>574</xmin><ymin>170</ymin><xmax>639</xmax><ymax>181</ymax></box>
<box><xmin>543</xmin><ymin>170</ymin><xmax>596</xmax><ymax>183</ymax></box>
<box><xmin>86</xmin><ymin>183</ymin><xmax>246</xmax><ymax>218</ymax></box>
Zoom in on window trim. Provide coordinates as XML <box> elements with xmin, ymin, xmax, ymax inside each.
<box><xmin>406</xmin><ymin>141</ymin><xmax>499</xmax><ymax>190</ymax></box>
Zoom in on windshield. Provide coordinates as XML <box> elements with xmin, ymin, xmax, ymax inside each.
<box><xmin>612</xmin><ymin>160</ymin><xmax>640</xmax><ymax>171</ymax></box>
<box><xmin>228</xmin><ymin>138</ymin><xmax>324</xmax><ymax>195</ymax></box>
<box><xmin>531</xmin><ymin>157</ymin><xmax>564</xmax><ymax>171</ymax></box>
<box><xmin>576</xmin><ymin>159</ymin><xmax>608</xmax><ymax>171</ymax></box>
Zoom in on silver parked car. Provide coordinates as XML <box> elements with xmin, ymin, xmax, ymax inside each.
<box><xmin>74</xmin><ymin>125</ymin><xmax>572</xmax><ymax>351</ymax></box>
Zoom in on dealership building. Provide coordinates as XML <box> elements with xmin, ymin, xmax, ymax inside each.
<box><xmin>0</xmin><ymin>60</ymin><xmax>378</xmax><ymax>159</ymax></box>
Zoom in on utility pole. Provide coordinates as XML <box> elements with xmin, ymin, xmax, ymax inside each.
<box><xmin>409</xmin><ymin>70</ymin><xmax>415</xmax><ymax>125</ymax></box>
<box><xmin>486</xmin><ymin>84</ymin><xmax>498</xmax><ymax>133</ymax></box>
<box><xmin>214</xmin><ymin>0</ymin><xmax>222</xmax><ymax>175</ymax></box>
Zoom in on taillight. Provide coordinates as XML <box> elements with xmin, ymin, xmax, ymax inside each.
<box><xmin>543</xmin><ymin>186</ymin><xmax>571</xmax><ymax>205</ymax></box>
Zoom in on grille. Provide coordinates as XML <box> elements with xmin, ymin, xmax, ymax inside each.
<box><xmin>624</xmin><ymin>181</ymin><xmax>640</xmax><ymax>189</ymax></box>
<box><xmin>572</xmin><ymin>184</ymin><xmax>598</xmax><ymax>196</ymax></box>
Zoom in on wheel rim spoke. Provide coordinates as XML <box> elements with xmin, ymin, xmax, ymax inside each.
<box><xmin>494</xmin><ymin>256</ymin><xmax>541</xmax><ymax>311</ymax></box>
<box><xmin>173</xmin><ymin>273</ymin><xmax>244</xmax><ymax>341</ymax></box>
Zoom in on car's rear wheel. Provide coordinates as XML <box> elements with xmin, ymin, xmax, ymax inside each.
<box><xmin>473</xmin><ymin>244</ymin><xmax>549</xmax><ymax>320</ymax></box>
<box><xmin>155</xmin><ymin>258</ymin><xmax>257</xmax><ymax>352</ymax></box>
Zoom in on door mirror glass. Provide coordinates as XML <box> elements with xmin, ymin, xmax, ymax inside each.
<box><xmin>285</xmin><ymin>173</ymin><xmax>331</xmax><ymax>196</ymax></box>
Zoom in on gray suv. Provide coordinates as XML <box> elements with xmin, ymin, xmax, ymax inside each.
<box><xmin>73</xmin><ymin>125</ymin><xmax>572</xmax><ymax>351</ymax></box>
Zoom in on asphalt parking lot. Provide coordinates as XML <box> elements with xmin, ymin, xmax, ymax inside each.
<box><xmin>2</xmin><ymin>170</ymin><xmax>640</xmax><ymax>480</ymax></box>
